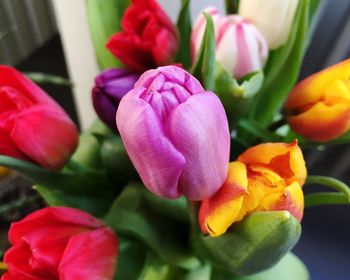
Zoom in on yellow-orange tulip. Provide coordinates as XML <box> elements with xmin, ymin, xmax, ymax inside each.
<box><xmin>285</xmin><ymin>59</ymin><xmax>350</xmax><ymax>142</ymax></box>
<box><xmin>199</xmin><ymin>141</ymin><xmax>306</xmax><ymax>237</ymax></box>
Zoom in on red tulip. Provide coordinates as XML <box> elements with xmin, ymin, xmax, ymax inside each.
<box><xmin>0</xmin><ymin>66</ymin><xmax>78</xmax><ymax>169</ymax></box>
<box><xmin>2</xmin><ymin>207</ymin><xmax>118</xmax><ymax>280</ymax></box>
<box><xmin>106</xmin><ymin>0</ymin><xmax>179</xmax><ymax>72</ymax></box>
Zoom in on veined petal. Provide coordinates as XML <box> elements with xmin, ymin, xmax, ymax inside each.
<box><xmin>117</xmin><ymin>88</ymin><xmax>186</xmax><ymax>199</ymax></box>
<box><xmin>259</xmin><ymin>181</ymin><xmax>304</xmax><ymax>222</ymax></box>
<box><xmin>199</xmin><ymin>162</ymin><xmax>247</xmax><ymax>236</ymax></box>
<box><xmin>167</xmin><ymin>92</ymin><xmax>230</xmax><ymax>200</ymax></box>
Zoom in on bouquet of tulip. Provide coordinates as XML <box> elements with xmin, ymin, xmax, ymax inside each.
<box><xmin>1</xmin><ymin>0</ymin><xmax>349</xmax><ymax>279</ymax></box>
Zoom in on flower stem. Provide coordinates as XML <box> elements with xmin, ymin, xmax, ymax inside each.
<box><xmin>225</xmin><ymin>0</ymin><xmax>240</xmax><ymax>14</ymax></box>
<box><xmin>306</xmin><ymin>175</ymin><xmax>350</xmax><ymax>199</ymax></box>
<box><xmin>305</xmin><ymin>192</ymin><xmax>350</xmax><ymax>207</ymax></box>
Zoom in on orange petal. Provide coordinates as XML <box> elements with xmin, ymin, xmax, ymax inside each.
<box><xmin>259</xmin><ymin>181</ymin><xmax>304</xmax><ymax>222</ymax></box>
<box><xmin>285</xmin><ymin>58</ymin><xmax>350</xmax><ymax>110</ymax></box>
<box><xmin>238</xmin><ymin>141</ymin><xmax>307</xmax><ymax>186</ymax></box>
<box><xmin>198</xmin><ymin>162</ymin><xmax>248</xmax><ymax>236</ymax></box>
<box><xmin>287</xmin><ymin>102</ymin><xmax>350</xmax><ymax>142</ymax></box>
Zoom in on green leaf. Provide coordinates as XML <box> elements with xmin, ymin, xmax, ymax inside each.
<box><xmin>237</xmin><ymin>119</ymin><xmax>283</xmax><ymax>143</ymax></box>
<box><xmin>176</xmin><ymin>0</ymin><xmax>192</xmax><ymax>68</ymax></box>
<box><xmin>245</xmin><ymin>0</ymin><xmax>310</xmax><ymax>128</ymax></box>
<box><xmin>306</xmin><ymin>176</ymin><xmax>350</xmax><ymax>198</ymax></box>
<box><xmin>193</xmin><ymin>211</ymin><xmax>301</xmax><ymax>275</ymax></box>
<box><xmin>105</xmin><ymin>185</ymin><xmax>201</xmax><ymax>269</ymax></box>
<box><xmin>34</xmin><ymin>184</ymin><xmax>115</xmax><ymax>217</ymax></box>
<box><xmin>114</xmin><ymin>238</ymin><xmax>148</xmax><ymax>280</ymax></box>
<box><xmin>213</xmin><ymin>253</ymin><xmax>308</xmax><ymax>280</ymax></box>
<box><xmin>190</xmin><ymin>12</ymin><xmax>215</xmax><ymax>91</ymax></box>
<box><xmin>100</xmin><ymin>135</ymin><xmax>138</xmax><ymax>187</ymax></box>
<box><xmin>225</xmin><ymin>0</ymin><xmax>240</xmax><ymax>14</ymax></box>
<box><xmin>85</xmin><ymin>0</ymin><xmax>130</xmax><ymax>69</ymax></box>
<box><xmin>25</xmin><ymin>72</ymin><xmax>73</xmax><ymax>87</ymax></box>
<box><xmin>214</xmin><ymin>63</ymin><xmax>264</xmax><ymax>125</ymax></box>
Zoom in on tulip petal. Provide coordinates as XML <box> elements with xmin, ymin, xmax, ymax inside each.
<box><xmin>285</xmin><ymin>59</ymin><xmax>350</xmax><ymax>110</ymax></box>
<box><xmin>117</xmin><ymin>88</ymin><xmax>186</xmax><ymax>199</ymax></box>
<box><xmin>59</xmin><ymin>228</ymin><xmax>118</xmax><ymax>280</ymax></box>
<box><xmin>8</xmin><ymin>207</ymin><xmax>103</xmax><ymax>245</ymax></box>
<box><xmin>199</xmin><ymin>162</ymin><xmax>247</xmax><ymax>236</ymax></box>
<box><xmin>167</xmin><ymin>92</ymin><xmax>230</xmax><ymax>200</ymax></box>
<box><xmin>9</xmin><ymin>105</ymin><xmax>78</xmax><ymax>170</ymax></box>
<box><xmin>259</xmin><ymin>181</ymin><xmax>304</xmax><ymax>222</ymax></box>
<box><xmin>0</xmin><ymin>66</ymin><xmax>59</xmax><ymax>105</ymax></box>
<box><xmin>238</xmin><ymin>141</ymin><xmax>307</xmax><ymax>186</ymax></box>
<box><xmin>287</xmin><ymin>102</ymin><xmax>350</xmax><ymax>142</ymax></box>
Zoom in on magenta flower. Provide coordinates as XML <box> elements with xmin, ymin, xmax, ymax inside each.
<box><xmin>117</xmin><ymin>66</ymin><xmax>230</xmax><ymax>200</ymax></box>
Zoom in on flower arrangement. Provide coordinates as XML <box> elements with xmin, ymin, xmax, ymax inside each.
<box><xmin>0</xmin><ymin>0</ymin><xmax>349</xmax><ymax>279</ymax></box>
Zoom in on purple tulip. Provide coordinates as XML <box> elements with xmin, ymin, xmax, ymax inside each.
<box><xmin>117</xmin><ymin>66</ymin><xmax>230</xmax><ymax>200</ymax></box>
<box><xmin>92</xmin><ymin>68</ymin><xmax>139</xmax><ymax>130</ymax></box>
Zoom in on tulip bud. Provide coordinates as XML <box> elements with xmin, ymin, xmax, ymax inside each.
<box><xmin>285</xmin><ymin>59</ymin><xmax>350</xmax><ymax>142</ymax></box>
<box><xmin>0</xmin><ymin>66</ymin><xmax>78</xmax><ymax>170</ymax></box>
<box><xmin>239</xmin><ymin>0</ymin><xmax>299</xmax><ymax>49</ymax></box>
<box><xmin>191</xmin><ymin>8</ymin><xmax>268</xmax><ymax>79</ymax></box>
<box><xmin>92</xmin><ymin>68</ymin><xmax>139</xmax><ymax>130</ymax></box>
<box><xmin>199</xmin><ymin>141</ymin><xmax>306</xmax><ymax>237</ymax></box>
<box><xmin>117</xmin><ymin>66</ymin><xmax>230</xmax><ymax>200</ymax></box>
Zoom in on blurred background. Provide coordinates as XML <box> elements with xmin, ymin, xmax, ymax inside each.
<box><xmin>0</xmin><ymin>0</ymin><xmax>350</xmax><ymax>279</ymax></box>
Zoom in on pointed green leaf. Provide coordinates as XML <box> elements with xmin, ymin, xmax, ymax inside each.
<box><xmin>85</xmin><ymin>0</ymin><xmax>130</xmax><ymax>69</ymax></box>
<box><xmin>238</xmin><ymin>119</ymin><xmax>283</xmax><ymax>143</ymax></box>
<box><xmin>193</xmin><ymin>211</ymin><xmax>301</xmax><ymax>275</ymax></box>
<box><xmin>176</xmin><ymin>0</ymin><xmax>192</xmax><ymax>68</ymax></box>
<box><xmin>245</xmin><ymin>0</ymin><xmax>310</xmax><ymax>128</ymax></box>
<box><xmin>190</xmin><ymin>12</ymin><xmax>215</xmax><ymax>90</ymax></box>
<box><xmin>214</xmin><ymin>64</ymin><xmax>264</xmax><ymax>125</ymax></box>
<box><xmin>34</xmin><ymin>185</ymin><xmax>115</xmax><ymax>217</ymax></box>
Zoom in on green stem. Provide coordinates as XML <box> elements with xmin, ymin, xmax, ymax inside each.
<box><xmin>306</xmin><ymin>175</ymin><xmax>350</xmax><ymax>199</ymax></box>
<box><xmin>225</xmin><ymin>0</ymin><xmax>240</xmax><ymax>14</ymax></box>
<box><xmin>305</xmin><ymin>192</ymin><xmax>350</xmax><ymax>207</ymax></box>
<box><xmin>268</xmin><ymin>117</ymin><xmax>287</xmax><ymax>132</ymax></box>
<box><xmin>0</xmin><ymin>195</ymin><xmax>39</xmax><ymax>216</ymax></box>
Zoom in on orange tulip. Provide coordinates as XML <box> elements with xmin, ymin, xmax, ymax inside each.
<box><xmin>285</xmin><ymin>59</ymin><xmax>350</xmax><ymax>142</ymax></box>
<box><xmin>199</xmin><ymin>141</ymin><xmax>306</xmax><ymax>237</ymax></box>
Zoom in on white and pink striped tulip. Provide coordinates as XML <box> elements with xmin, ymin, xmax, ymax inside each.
<box><xmin>191</xmin><ymin>7</ymin><xmax>268</xmax><ymax>79</ymax></box>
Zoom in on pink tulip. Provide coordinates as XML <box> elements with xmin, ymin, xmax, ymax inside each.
<box><xmin>191</xmin><ymin>7</ymin><xmax>268</xmax><ymax>79</ymax></box>
<box><xmin>0</xmin><ymin>66</ymin><xmax>78</xmax><ymax>169</ymax></box>
<box><xmin>117</xmin><ymin>66</ymin><xmax>230</xmax><ymax>200</ymax></box>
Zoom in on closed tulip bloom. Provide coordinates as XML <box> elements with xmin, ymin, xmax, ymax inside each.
<box><xmin>199</xmin><ymin>141</ymin><xmax>306</xmax><ymax>237</ymax></box>
<box><xmin>239</xmin><ymin>0</ymin><xmax>298</xmax><ymax>49</ymax></box>
<box><xmin>107</xmin><ymin>0</ymin><xmax>179</xmax><ymax>72</ymax></box>
<box><xmin>191</xmin><ymin>7</ymin><xmax>268</xmax><ymax>79</ymax></box>
<box><xmin>2</xmin><ymin>207</ymin><xmax>118</xmax><ymax>280</ymax></box>
<box><xmin>0</xmin><ymin>66</ymin><xmax>78</xmax><ymax>170</ymax></box>
<box><xmin>117</xmin><ymin>66</ymin><xmax>230</xmax><ymax>200</ymax></box>
<box><xmin>285</xmin><ymin>59</ymin><xmax>350</xmax><ymax>142</ymax></box>
<box><xmin>92</xmin><ymin>68</ymin><xmax>139</xmax><ymax>130</ymax></box>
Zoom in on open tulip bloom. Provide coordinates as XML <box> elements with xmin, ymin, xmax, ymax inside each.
<box><xmin>0</xmin><ymin>0</ymin><xmax>350</xmax><ymax>279</ymax></box>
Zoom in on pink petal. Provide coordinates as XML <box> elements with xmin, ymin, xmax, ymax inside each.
<box><xmin>166</xmin><ymin>92</ymin><xmax>230</xmax><ymax>200</ymax></box>
<box><xmin>117</xmin><ymin>88</ymin><xmax>186</xmax><ymax>199</ymax></box>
